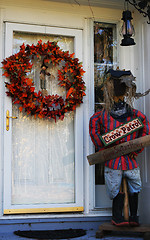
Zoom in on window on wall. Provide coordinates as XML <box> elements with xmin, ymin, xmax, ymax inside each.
<box><xmin>94</xmin><ymin>22</ymin><xmax>117</xmax><ymax>186</ymax></box>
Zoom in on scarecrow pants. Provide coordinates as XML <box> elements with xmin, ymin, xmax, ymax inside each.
<box><xmin>104</xmin><ymin>166</ymin><xmax>142</xmax><ymax>200</ymax></box>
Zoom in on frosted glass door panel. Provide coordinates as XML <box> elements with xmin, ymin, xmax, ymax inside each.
<box><xmin>12</xmin><ymin>32</ymin><xmax>75</xmax><ymax>205</ymax></box>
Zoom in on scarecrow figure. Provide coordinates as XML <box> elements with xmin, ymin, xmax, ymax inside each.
<box><xmin>89</xmin><ymin>69</ymin><xmax>150</xmax><ymax>227</ymax></box>
<box><xmin>40</xmin><ymin>61</ymin><xmax>50</xmax><ymax>96</ymax></box>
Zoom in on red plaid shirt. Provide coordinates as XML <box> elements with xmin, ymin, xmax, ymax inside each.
<box><xmin>89</xmin><ymin>109</ymin><xmax>150</xmax><ymax>170</ymax></box>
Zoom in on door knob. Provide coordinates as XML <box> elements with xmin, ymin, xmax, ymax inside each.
<box><xmin>6</xmin><ymin>110</ymin><xmax>17</xmax><ymax>131</ymax></box>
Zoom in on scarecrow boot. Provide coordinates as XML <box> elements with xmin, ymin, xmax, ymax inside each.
<box><xmin>112</xmin><ymin>193</ymin><xmax>129</xmax><ymax>226</ymax></box>
<box><xmin>129</xmin><ymin>193</ymin><xmax>139</xmax><ymax>226</ymax></box>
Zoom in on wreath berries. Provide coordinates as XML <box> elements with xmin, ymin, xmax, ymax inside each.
<box><xmin>2</xmin><ymin>40</ymin><xmax>86</xmax><ymax>121</ymax></box>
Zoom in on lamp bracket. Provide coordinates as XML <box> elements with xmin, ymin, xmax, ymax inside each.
<box><xmin>125</xmin><ymin>0</ymin><xmax>150</xmax><ymax>23</ymax></box>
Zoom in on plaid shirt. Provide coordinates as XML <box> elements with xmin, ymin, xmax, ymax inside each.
<box><xmin>89</xmin><ymin>109</ymin><xmax>150</xmax><ymax>170</ymax></box>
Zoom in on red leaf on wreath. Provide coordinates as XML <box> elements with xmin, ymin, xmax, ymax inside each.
<box><xmin>19</xmin><ymin>106</ymin><xmax>23</xmax><ymax>112</ymax></box>
<box><xmin>22</xmin><ymin>93</ymin><xmax>28</xmax><ymax>98</ymax></box>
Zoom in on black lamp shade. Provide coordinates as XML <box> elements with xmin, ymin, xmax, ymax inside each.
<box><xmin>122</xmin><ymin>10</ymin><xmax>133</xmax><ymax>21</ymax></box>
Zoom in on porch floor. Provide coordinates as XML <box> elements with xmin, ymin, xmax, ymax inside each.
<box><xmin>0</xmin><ymin>229</ymin><xmax>144</xmax><ymax>240</ymax></box>
<box><xmin>0</xmin><ymin>216</ymin><xmax>145</xmax><ymax>240</ymax></box>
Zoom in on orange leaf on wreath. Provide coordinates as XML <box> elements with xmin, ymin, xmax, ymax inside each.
<box><xmin>26</xmin><ymin>78</ymin><xmax>33</xmax><ymax>86</ymax></box>
<box><xmin>70</xmin><ymin>53</ymin><xmax>75</xmax><ymax>58</ymax></box>
<box><xmin>38</xmin><ymin>113</ymin><xmax>43</xmax><ymax>118</ymax></box>
<box><xmin>66</xmin><ymin>87</ymin><xmax>74</xmax><ymax>98</ymax></box>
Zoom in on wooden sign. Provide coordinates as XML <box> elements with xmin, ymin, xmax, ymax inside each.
<box><xmin>87</xmin><ymin>134</ymin><xmax>150</xmax><ymax>166</ymax></box>
<box><xmin>100</xmin><ymin>118</ymin><xmax>144</xmax><ymax>146</ymax></box>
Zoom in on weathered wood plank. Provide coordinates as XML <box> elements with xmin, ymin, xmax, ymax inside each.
<box><xmin>96</xmin><ymin>223</ymin><xmax>150</xmax><ymax>239</ymax></box>
<box><xmin>87</xmin><ymin>134</ymin><xmax>150</xmax><ymax>165</ymax></box>
<box><xmin>99</xmin><ymin>223</ymin><xmax>150</xmax><ymax>232</ymax></box>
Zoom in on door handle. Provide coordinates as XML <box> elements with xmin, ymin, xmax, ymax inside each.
<box><xmin>6</xmin><ymin>110</ymin><xmax>17</xmax><ymax>131</ymax></box>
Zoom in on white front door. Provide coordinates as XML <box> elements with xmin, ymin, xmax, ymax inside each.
<box><xmin>138</xmin><ymin>22</ymin><xmax>150</xmax><ymax>224</ymax></box>
<box><xmin>3</xmin><ymin>23</ymin><xmax>83</xmax><ymax>214</ymax></box>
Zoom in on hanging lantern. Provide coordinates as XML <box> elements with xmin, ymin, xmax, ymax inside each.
<box><xmin>120</xmin><ymin>10</ymin><xmax>136</xmax><ymax>46</ymax></box>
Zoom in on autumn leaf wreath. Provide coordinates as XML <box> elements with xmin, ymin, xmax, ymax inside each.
<box><xmin>2</xmin><ymin>40</ymin><xmax>86</xmax><ymax>121</ymax></box>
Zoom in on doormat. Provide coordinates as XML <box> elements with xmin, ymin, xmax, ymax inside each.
<box><xmin>14</xmin><ymin>229</ymin><xmax>86</xmax><ymax>239</ymax></box>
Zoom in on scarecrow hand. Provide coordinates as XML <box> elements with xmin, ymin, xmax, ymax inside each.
<box><xmin>128</xmin><ymin>152</ymin><xmax>137</xmax><ymax>159</ymax></box>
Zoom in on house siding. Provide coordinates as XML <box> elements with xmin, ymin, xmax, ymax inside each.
<box><xmin>0</xmin><ymin>0</ymin><xmax>150</xmax><ymax>226</ymax></box>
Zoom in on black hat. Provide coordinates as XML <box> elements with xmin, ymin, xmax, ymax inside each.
<box><xmin>107</xmin><ymin>69</ymin><xmax>131</xmax><ymax>78</ymax></box>
<box><xmin>107</xmin><ymin>69</ymin><xmax>136</xmax><ymax>96</ymax></box>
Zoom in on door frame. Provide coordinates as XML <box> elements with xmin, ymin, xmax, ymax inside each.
<box><xmin>3</xmin><ymin>22</ymin><xmax>84</xmax><ymax>214</ymax></box>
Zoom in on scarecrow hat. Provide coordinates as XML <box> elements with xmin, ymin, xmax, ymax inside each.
<box><xmin>107</xmin><ymin>68</ymin><xmax>150</xmax><ymax>99</ymax></box>
<box><xmin>107</xmin><ymin>69</ymin><xmax>131</xmax><ymax>78</ymax></box>
<box><xmin>107</xmin><ymin>69</ymin><xmax>136</xmax><ymax>88</ymax></box>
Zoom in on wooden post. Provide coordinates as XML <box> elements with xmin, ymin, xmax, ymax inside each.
<box><xmin>123</xmin><ymin>178</ymin><xmax>129</xmax><ymax>222</ymax></box>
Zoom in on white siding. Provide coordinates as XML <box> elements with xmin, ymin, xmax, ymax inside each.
<box><xmin>133</xmin><ymin>12</ymin><xmax>150</xmax><ymax>224</ymax></box>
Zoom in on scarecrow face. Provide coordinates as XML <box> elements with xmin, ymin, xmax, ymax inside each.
<box><xmin>103</xmin><ymin>69</ymin><xmax>136</xmax><ymax>111</ymax></box>
<box><xmin>113</xmin><ymin>79</ymin><xmax>127</xmax><ymax>97</ymax></box>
